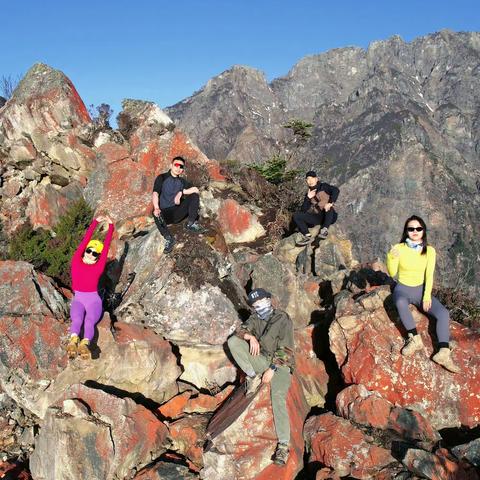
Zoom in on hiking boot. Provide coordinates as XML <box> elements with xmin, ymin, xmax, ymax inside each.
<box><xmin>273</xmin><ymin>443</ymin><xmax>289</xmax><ymax>465</ymax></box>
<box><xmin>296</xmin><ymin>233</ymin><xmax>312</xmax><ymax>246</ymax></box>
<box><xmin>245</xmin><ymin>374</ymin><xmax>262</xmax><ymax>397</ymax></box>
<box><xmin>66</xmin><ymin>334</ymin><xmax>79</xmax><ymax>359</ymax></box>
<box><xmin>185</xmin><ymin>221</ymin><xmax>207</xmax><ymax>234</ymax></box>
<box><xmin>401</xmin><ymin>333</ymin><xmax>424</xmax><ymax>356</ymax></box>
<box><xmin>319</xmin><ymin>227</ymin><xmax>329</xmax><ymax>239</ymax></box>
<box><xmin>78</xmin><ymin>339</ymin><xmax>92</xmax><ymax>360</ymax></box>
<box><xmin>163</xmin><ymin>236</ymin><xmax>175</xmax><ymax>254</ymax></box>
<box><xmin>432</xmin><ymin>348</ymin><xmax>461</xmax><ymax>373</ymax></box>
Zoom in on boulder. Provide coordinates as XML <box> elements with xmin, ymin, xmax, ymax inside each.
<box><xmin>336</xmin><ymin>384</ymin><xmax>441</xmax><ymax>444</ymax></box>
<box><xmin>32</xmin><ymin>319</ymin><xmax>180</xmax><ymax>417</ymax></box>
<box><xmin>118</xmin><ymin>99</ymin><xmax>223</xmax><ymax>181</ymax></box>
<box><xmin>0</xmin><ymin>63</ymin><xmax>91</xmax><ymax>145</ymax></box>
<box><xmin>158</xmin><ymin>386</ymin><xmax>235</xmax><ymax>419</ymax></box>
<box><xmin>217</xmin><ymin>198</ymin><xmax>265</xmax><ymax>243</ymax></box>
<box><xmin>30</xmin><ymin>384</ymin><xmax>169</xmax><ymax>480</ymax></box>
<box><xmin>134</xmin><ymin>462</ymin><xmax>198</xmax><ymax>479</ymax></box>
<box><xmin>168</xmin><ymin>414</ymin><xmax>208</xmax><ymax>471</ymax></box>
<box><xmin>0</xmin><ymin>262</ymin><xmax>180</xmax><ymax>417</ymax></box>
<box><xmin>116</xmin><ymin>231</ymin><xmax>240</xmax><ymax>346</ymax></box>
<box><xmin>313</xmin><ymin>230</ymin><xmax>357</xmax><ymax>277</ymax></box>
<box><xmin>178</xmin><ymin>344</ymin><xmax>237</xmax><ymax>390</ymax></box>
<box><xmin>0</xmin><ymin>261</ymin><xmax>69</xmax><ymax>396</ymax></box>
<box><xmin>304</xmin><ymin>412</ymin><xmax>397</xmax><ymax>479</ymax></box>
<box><xmin>330</xmin><ymin>288</ymin><xmax>480</xmax><ymax>429</ymax></box>
<box><xmin>0</xmin><ymin>461</ymin><xmax>32</xmax><ymax>479</ymax></box>
<box><xmin>25</xmin><ymin>182</ymin><xmax>83</xmax><ymax>229</ymax></box>
<box><xmin>201</xmin><ymin>375</ymin><xmax>309</xmax><ymax>480</ymax></box>
<box><xmin>452</xmin><ymin>438</ymin><xmax>480</xmax><ymax>467</ymax></box>
<box><xmin>250</xmin><ymin>254</ymin><xmax>321</xmax><ymax>327</ymax></box>
<box><xmin>401</xmin><ymin>447</ymin><xmax>479</xmax><ymax>480</ymax></box>
<box><xmin>294</xmin><ymin>325</ymin><xmax>329</xmax><ymax>408</ymax></box>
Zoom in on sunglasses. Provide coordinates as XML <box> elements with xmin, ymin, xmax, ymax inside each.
<box><xmin>173</xmin><ymin>162</ymin><xmax>185</xmax><ymax>169</ymax></box>
<box><xmin>85</xmin><ymin>248</ymin><xmax>100</xmax><ymax>258</ymax></box>
<box><xmin>407</xmin><ymin>227</ymin><xmax>424</xmax><ymax>232</ymax></box>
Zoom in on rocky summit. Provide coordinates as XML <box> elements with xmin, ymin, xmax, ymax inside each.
<box><xmin>167</xmin><ymin>30</ymin><xmax>480</xmax><ymax>290</ymax></box>
<box><xmin>0</xmin><ymin>33</ymin><xmax>479</xmax><ymax>480</ymax></box>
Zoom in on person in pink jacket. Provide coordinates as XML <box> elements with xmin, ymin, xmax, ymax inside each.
<box><xmin>67</xmin><ymin>215</ymin><xmax>114</xmax><ymax>360</ymax></box>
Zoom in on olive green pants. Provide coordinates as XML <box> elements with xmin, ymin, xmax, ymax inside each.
<box><xmin>227</xmin><ymin>335</ymin><xmax>292</xmax><ymax>444</ymax></box>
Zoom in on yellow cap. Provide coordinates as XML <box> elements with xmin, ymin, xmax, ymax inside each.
<box><xmin>86</xmin><ymin>239</ymin><xmax>104</xmax><ymax>253</ymax></box>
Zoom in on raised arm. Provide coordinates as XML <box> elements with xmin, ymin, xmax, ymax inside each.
<box><xmin>97</xmin><ymin>221</ymin><xmax>115</xmax><ymax>270</ymax></box>
<box><xmin>73</xmin><ymin>219</ymin><xmax>99</xmax><ymax>261</ymax></box>
<box><xmin>386</xmin><ymin>244</ymin><xmax>400</xmax><ymax>279</ymax></box>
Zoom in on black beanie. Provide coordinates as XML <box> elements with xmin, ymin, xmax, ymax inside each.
<box><xmin>305</xmin><ymin>170</ymin><xmax>317</xmax><ymax>178</ymax></box>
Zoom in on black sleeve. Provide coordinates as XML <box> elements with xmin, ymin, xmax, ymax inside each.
<box><xmin>182</xmin><ymin>178</ymin><xmax>193</xmax><ymax>190</ymax></box>
<box><xmin>322</xmin><ymin>183</ymin><xmax>340</xmax><ymax>203</ymax></box>
<box><xmin>300</xmin><ymin>193</ymin><xmax>311</xmax><ymax>212</ymax></box>
<box><xmin>153</xmin><ymin>174</ymin><xmax>165</xmax><ymax>195</ymax></box>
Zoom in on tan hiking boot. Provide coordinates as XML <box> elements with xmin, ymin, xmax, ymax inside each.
<box><xmin>401</xmin><ymin>333</ymin><xmax>424</xmax><ymax>356</ymax></box>
<box><xmin>432</xmin><ymin>348</ymin><xmax>460</xmax><ymax>373</ymax></box>
<box><xmin>78</xmin><ymin>339</ymin><xmax>92</xmax><ymax>360</ymax></box>
<box><xmin>66</xmin><ymin>334</ymin><xmax>79</xmax><ymax>359</ymax></box>
<box><xmin>273</xmin><ymin>443</ymin><xmax>289</xmax><ymax>465</ymax></box>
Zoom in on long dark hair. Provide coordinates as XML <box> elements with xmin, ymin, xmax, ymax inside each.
<box><xmin>400</xmin><ymin>215</ymin><xmax>428</xmax><ymax>255</ymax></box>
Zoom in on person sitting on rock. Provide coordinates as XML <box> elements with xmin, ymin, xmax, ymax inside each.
<box><xmin>293</xmin><ymin>170</ymin><xmax>339</xmax><ymax>246</ymax></box>
<box><xmin>227</xmin><ymin>288</ymin><xmax>295</xmax><ymax>466</ymax></box>
<box><xmin>152</xmin><ymin>156</ymin><xmax>206</xmax><ymax>253</ymax></box>
<box><xmin>67</xmin><ymin>215</ymin><xmax>114</xmax><ymax>360</ymax></box>
<box><xmin>387</xmin><ymin>215</ymin><xmax>460</xmax><ymax>373</ymax></box>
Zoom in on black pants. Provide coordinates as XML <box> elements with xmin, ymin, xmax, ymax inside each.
<box><xmin>293</xmin><ymin>209</ymin><xmax>337</xmax><ymax>235</ymax></box>
<box><xmin>153</xmin><ymin>193</ymin><xmax>200</xmax><ymax>238</ymax></box>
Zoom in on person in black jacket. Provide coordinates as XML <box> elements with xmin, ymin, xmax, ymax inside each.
<box><xmin>293</xmin><ymin>170</ymin><xmax>339</xmax><ymax>245</ymax></box>
<box><xmin>152</xmin><ymin>156</ymin><xmax>206</xmax><ymax>253</ymax></box>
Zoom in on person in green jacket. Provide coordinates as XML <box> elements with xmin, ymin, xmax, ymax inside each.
<box><xmin>227</xmin><ymin>288</ymin><xmax>295</xmax><ymax>466</ymax></box>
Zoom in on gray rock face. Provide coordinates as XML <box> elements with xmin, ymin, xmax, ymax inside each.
<box><xmin>166</xmin><ymin>65</ymin><xmax>287</xmax><ymax>163</ymax></box>
<box><xmin>0</xmin><ymin>96</ymin><xmax>6</xmax><ymax>108</ymax></box>
<box><xmin>167</xmin><ymin>30</ymin><xmax>480</xmax><ymax>289</ymax></box>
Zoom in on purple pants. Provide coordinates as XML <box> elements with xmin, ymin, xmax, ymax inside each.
<box><xmin>70</xmin><ymin>291</ymin><xmax>103</xmax><ymax>341</ymax></box>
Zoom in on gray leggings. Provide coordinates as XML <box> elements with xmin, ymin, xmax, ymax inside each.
<box><xmin>393</xmin><ymin>283</ymin><xmax>450</xmax><ymax>343</ymax></box>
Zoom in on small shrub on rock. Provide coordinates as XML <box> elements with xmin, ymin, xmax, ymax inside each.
<box><xmin>8</xmin><ymin>199</ymin><xmax>93</xmax><ymax>286</ymax></box>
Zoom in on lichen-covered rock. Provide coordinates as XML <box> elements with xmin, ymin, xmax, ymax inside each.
<box><xmin>250</xmin><ymin>254</ymin><xmax>321</xmax><ymax>327</ymax></box>
<box><xmin>178</xmin><ymin>344</ymin><xmax>236</xmax><ymax>389</ymax></box>
<box><xmin>217</xmin><ymin>198</ymin><xmax>265</xmax><ymax>243</ymax></box>
<box><xmin>201</xmin><ymin>376</ymin><xmax>309</xmax><ymax>480</ymax></box>
<box><xmin>304</xmin><ymin>413</ymin><xmax>396</xmax><ymax>479</ymax></box>
<box><xmin>330</xmin><ymin>289</ymin><xmax>480</xmax><ymax>429</ymax></box>
<box><xmin>336</xmin><ymin>384</ymin><xmax>441</xmax><ymax>444</ymax></box>
<box><xmin>30</xmin><ymin>384</ymin><xmax>169</xmax><ymax>480</ymax></box>
<box><xmin>134</xmin><ymin>462</ymin><xmax>198</xmax><ymax>479</ymax></box>
<box><xmin>294</xmin><ymin>325</ymin><xmax>329</xmax><ymax>408</ymax></box>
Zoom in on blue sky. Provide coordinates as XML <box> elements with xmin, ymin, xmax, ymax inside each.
<box><xmin>1</xmin><ymin>0</ymin><xmax>479</xmax><ymax>120</ymax></box>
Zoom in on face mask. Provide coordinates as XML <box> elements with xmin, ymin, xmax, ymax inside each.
<box><xmin>253</xmin><ymin>298</ymin><xmax>273</xmax><ymax>320</ymax></box>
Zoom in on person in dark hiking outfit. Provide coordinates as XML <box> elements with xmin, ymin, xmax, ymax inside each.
<box><xmin>293</xmin><ymin>170</ymin><xmax>339</xmax><ymax>246</ymax></box>
<box><xmin>152</xmin><ymin>156</ymin><xmax>206</xmax><ymax>253</ymax></box>
<box><xmin>227</xmin><ymin>288</ymin><xmax>295</xmax><ymax>465</ymax></box>
<box><xmin>67</xmin><ymin>215</ymin><xmax>114</xmax><ymax>360</ymax></box>
<box><xmin>387</xmin><ymin>215</ymin><xmax>460</xmax><ymax>373</ymax></box>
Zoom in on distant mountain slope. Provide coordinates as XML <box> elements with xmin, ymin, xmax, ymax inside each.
<box><xmin>167</xmin><ymin>30</ymin><xmax>480</xmax><ymax>287</ymax></box>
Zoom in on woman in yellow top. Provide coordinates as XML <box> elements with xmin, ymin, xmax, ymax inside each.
<box><xmin>387</xmin><ymin>215</ymin><xmax>459</xmax><ymax>373</ymax></box>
